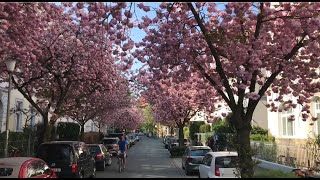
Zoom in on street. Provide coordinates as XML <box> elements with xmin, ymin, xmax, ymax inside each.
<box><xmin>96</xmin><ymin>136</ymin><xmax>197</xmax><ymax>178</ymax></box>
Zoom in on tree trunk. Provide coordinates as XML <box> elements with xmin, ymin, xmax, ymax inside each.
<box><xmin>49</xmin><ymin>121</ymin><xmax>56</xmax><ymax>141</ymax></box>
<box><xmin>170</xmin><ymin>127</ymin><xmax>174</xmax><ymax>136</ymax></box>
<box><xmin>178</xmin><ymin>124</ymin><xmax>184</xmax><ymax>148</ymax></box>
<box><xmin>232</xmin><ymin>112</ymin><xmax>254</xmax><ymax>178</ymax></box>
<box><xmin>37</xmin><ymin>114</ymin><xmax>49</xmax><ymax>147</ymax></box>
<box><xmin>80</xmin><ymin>123</ymin><xmax>85</xmax><ymax>142</ymax></box>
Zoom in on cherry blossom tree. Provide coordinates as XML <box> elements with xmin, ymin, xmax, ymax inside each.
<box><xmin>134</xmin><ymin>2</ymin><xmax>320</xmax><ymax>177</ymax></box>
<box><xmin>0</xmin><ymin>2</ymin><xmax>135</xmax><ymax>144</ymax></box>
<box><xmin>139</xmin><ymin>74</ymin><xmax>216</xmax><ymax>147</ymax></box>
<box><xmin>65</xmin><ymin>76</ymin><xmax>132</xmax><ymax>141</ymax></box>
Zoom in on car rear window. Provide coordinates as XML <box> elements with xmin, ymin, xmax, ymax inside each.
<box><xmin>215</xmin><ymin>156</ymin><xmax>238</xmax><ymax>168</ymax></box>
<box><xmin>102</xmin><ymin>139</ymin><xmax>117</xmax><ymax>144</ymax></box>
<box><xmin>0</xmin><ymin>168</ymin><xmax>13</xmax><ymax>176</ymax></box>
<box><xmin>37</xmin><ymin>144</ymin><xmax>74</xmax><ymax>163</ymax></box>
<box><xmin>190</xmin><ymin>149</ymin><xmax>211</xmax><ymax>156</ymax></box>
<box><xmin>88</xmin><ymin>146</ymin><xmax>101</xmax><ymax>154</ymax></box>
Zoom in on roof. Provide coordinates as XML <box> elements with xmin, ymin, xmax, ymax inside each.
<box><xmin>41</xmin><ymin>141</ymin><xmax>81</xmax><ymax>145</ymax></box>
<box><xmin>87</xmin><ymin>144</ymin><xmax>102</xmax><ymax>146</ymax></box>
<box><xmin>189</xmin><ymin>146</ymin><xmax>211</xmax><ymax>150</ymax></box>
<box><xmin>0</xmin><ymin>157</ymin><xmax>39</xmax><ymax>178</ymax></box>
<box><xmin>206</xmin><ymin>151</ymin><xmax>238</xmax><ymax>157</ymax></box>
<box><xmin>0</xmin><ymin>157</ymin><xmax>33</xmax><ymax>166</ymax></box>
<box><xmin>102</xmin><ymin>137</ymin><xmax>118</xmax><ymax>140</ymax></box>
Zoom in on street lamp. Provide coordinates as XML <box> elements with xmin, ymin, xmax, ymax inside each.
<box><xmin>4</xmin><ymin>59</ymin><xmax>16</xmax><ymax>158</ymax></box>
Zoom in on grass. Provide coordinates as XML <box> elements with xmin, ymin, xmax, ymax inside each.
<box><xmin>253</xmin><ymin>167</ymin><xmax>298</xmax><ymax>178</ymax></box>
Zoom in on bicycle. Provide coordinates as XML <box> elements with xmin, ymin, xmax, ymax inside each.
<box><xmin>118</xmin><ymin>152</ymin><xmax>125</xmax><ymax>173</ymax></box>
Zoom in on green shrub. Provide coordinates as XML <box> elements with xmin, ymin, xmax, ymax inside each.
<box><xmin>250</xmin><ymin>134</ymin><xmax>275</xmax><ymax>142</ymax></box>
<box><xmin>170</xmin><ymin>147</ymin><xmax>187</xmax><ymax>157</ymax></box>
<box><xmin>254</xmin><ymin>169</ymin><xmax>298</xmax><ymax>178</ymax></box>
<box><xmin>251</xmin><ymin>126</ymin><xmax>268</xmax><ymax>135</ymax></box>
<box><xmin>200</xmin><ymin>124</ymin><xmax>211</xmax><ymax>133</ymax></box>
<box><xmin>189</xmin><ymin>121</ymin><xmax>205</xmax><ymax>140</ymax></box>
<box><xmin>56</xmin><ymin>122</ymin><xmax>80</xmax><ymax>141</ymax></box>
<box><xmin>183</xmin><ymin>127</ymin><xmax>189</xmax><ymax>139</ymax></box>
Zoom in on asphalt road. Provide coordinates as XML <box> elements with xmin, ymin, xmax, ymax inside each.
<box><xmin>96</xmin><ymin>136</ymin><xmax>197</xmax><ymax>178</ymax></box>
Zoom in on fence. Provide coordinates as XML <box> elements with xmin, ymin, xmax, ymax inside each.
<box><xmin>0</xmin><ymin>135</ymin><xmax>37</xmax><ymax>158</ymax></box>
<box><xmin>251</xmin><ymin>141</ymin><xmax>320</xmax><ymax>169</ymax></box>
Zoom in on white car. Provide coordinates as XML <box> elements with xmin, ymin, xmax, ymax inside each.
<box><xmin>199</xmin><ymin>151</ymin><xmax>240</xmax><ymax>178</ymax></box>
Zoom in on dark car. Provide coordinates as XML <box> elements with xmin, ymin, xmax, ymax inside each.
<box><xmin>182</xmin><ymin>146</ymin><xmax>212</xmax><ymax>175</ymax></box>
<box><xmin>167</xmin><ymin>137</ymin><xmax>179</xmax><ymax>151</ymax></box>
<box><xmin>105</xmin><ymin>133</ymin><xmax>124</xmax><ymax>139</ymax></box>
<box><xmin>88</xmin><ymin>144</ymin><xmax>112</xmax><ymax>171</ymax></box>
<box><xmin>36</xmin><ymin>141</ymin><xmax>96</xmax><ymax>178</ymax></box>
<box><xmin>101</xmin><ymin>138</ymin><xmax>119</xmax><ymax>156</ymax></box>
<box><xmin>0</xmin><ymin>157</ymin><xmax>57</xmax><ymax>178</ymax></box>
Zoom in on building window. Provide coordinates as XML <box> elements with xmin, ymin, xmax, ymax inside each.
<box><xmin>281</xmin><ymin>108</ymin><xmax>294</xmax><ymax>136</ymax></box>
<box><xmin>16</xmin><ymin>101</ymin><xmax>23</xmax><ymax>132</ymax></box>
<box><xmin>315</xmin><ymin>99</ymin><xmax>320</xmax><ymax>134</ymax></box>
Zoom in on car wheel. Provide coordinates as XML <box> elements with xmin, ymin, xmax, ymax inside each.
<box><xmin>99</xmin><ymin>161</ymin><xmax>105</xmax><ymax>171</ymax></box>
<box><xmin>91</xmin><ymin>166</ymin><xmax>96</xmax><ymax>178</ymax></box>
<box><xmin>107</xmin><ymin>158</ymin><xmax>112</xmax><ymax>166</ymax></box>
<box><xmin>79</xmin><ymin>172</ymin><xmax>84</xmax><ymax>178</ymax></box>
<box><xmin>185</xmin><ymin>165</ymin><xmax>191</xmax><ymax>176</ymax></box>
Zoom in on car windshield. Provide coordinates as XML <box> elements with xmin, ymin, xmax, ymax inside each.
<box><xmin>190</xmin><ymin>149</ymin><xmax>211</xmax><ymax>156</ymax></box>
<box><xmin>215</xmin><ymin>156</ymin><xmax>238</xmax><ymax>168</ymax></box>
<box><xmin>88</xmin><ymin>146</ymin><xmax>101</xmax><ymax>155</ymax></box>
<box><xmin>170</xmin><ymin>139</ymin><xmax>178</xmax><ymax>143</ymax></box>
<box><xmin>0</xmin><ymin>168</ymin><xmax>13</xmax><ymax>176</ymax></box>
<box><xmin>102</xmin><ymin>139</ymin><xmax>117</xmax><ymax>144</ymax></box>
<box><xmin>37</xmin><ymin>144</ymin><xmax>74</xmax><ymax>163</ymax></box>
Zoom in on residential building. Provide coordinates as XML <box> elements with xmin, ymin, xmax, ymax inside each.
<box><xmin>0</xmin><ymin>82</ymin><xmax>42</xmax><ymax>133</ymax></box>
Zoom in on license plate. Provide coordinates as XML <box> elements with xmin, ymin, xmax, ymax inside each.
<box><xmin>53</xmin><ymin>168</ymin><xmax>61</xmax><ymax>172</ymax></box>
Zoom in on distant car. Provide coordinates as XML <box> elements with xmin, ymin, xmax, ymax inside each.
<box><xmin>138</xmin><ymin>132</ymin><xmax>144</xmax><ymax>136</ymax></box>
<box><xmin>170</xmin><ymin>139</ymin><xmax>191</xmax><ymax>149</ymax></box>
<box><xmin>164</xmin><ymin>136</ymin><xmax>176</xmax><ymax>149</ymax></box>
<box><xmin>128</xmin><ymin>134</ymin><xmax>137</xmax><ymax>146</ymax></box>
<box><xmin>106</xmin><ymin>133</ymin><xmax>124</xmax><ymax>139</ymax></box>
<box><xmin>199</xmin><ymin>151</ymin><xmax>239</xmax><ymax>178</ymax></box>
<box><xmin>182</xmin><ymin>146</ymin><xmax>212</xmax><ymax>175</ymax></box>
<box><xmin>36</xmin><ymin>141</ymin><xmax>96</xmax><ymax>178</ymax></box>
<box><xmin>0</xmin><ymin>157</ymin><xmax>57</xmax><ymax>178</ymax></box>
<box><xmin>88</xmin><ymin>144</ymin><xmax>112</xmax><ymax>171</ymax></box>
<box><xmin>167</xmin><ymin>138</ymin><xmax>179</xmax><ymax>151</ymax></box>
<box><xmin>101</xmin><ymin>138</ymin><xmax>119</xmax><ymax>156</ymax></box>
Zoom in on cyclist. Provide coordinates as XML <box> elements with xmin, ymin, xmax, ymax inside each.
<box><xmin>118</xmin><ymin>135</ymin><xmax>129</xmax><ymax>169</ymax></box>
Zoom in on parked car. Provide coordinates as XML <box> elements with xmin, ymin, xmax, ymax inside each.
<box><xmin>199</xmin><ymin>151</ymin><xmax>239</xmax><ymax>178</ymax></box>
<box><xmin>170</xmin><ymin>139</ymin><xmax>191</xmax><ymax>149</ymax></box>
<box><xmin>88</xmin><ymin>144</ymin><xmax>112</xmax><ymax>171</ymax></box>
<box><xmin>128</xmin><ymin>134</ymin><xmax>137</xmax><ymax>146</ymax></box>
<box><xmin>164</xmin><ymin>136</ymin><xmax>176</xmax><ymax>149</ymax></box>
<box><xmin>0</xmin><ymin>157</ymin><xmax>57</xmax><ymax>178</ymax></box>
<box><xmin>138</xmin><ymin>132</ymin><xmax>144</xmax><ymax>136</ymax></box>
<box><xmin>36</xmin><ymin>141</ymin><xmax>96</xmax><ymax>178</ymax></box>
<box><xmin>182</xmin><ymin>146</ymin><xmax>212</xmax><ymax>175</ymax></box>
<box><xmin>105</xmin><ymin>133</ymin><xmax>124</xmax><ymax>139</ymax></box>
<box><xmin>101</xmin><ymin>138</ymin><xmax>119</xmax><ymax>156</ymax></box>
<box><xmin>167</xmin><ymin>137</ymin><xmax>179</xmax><ymax>151</ymax></box>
